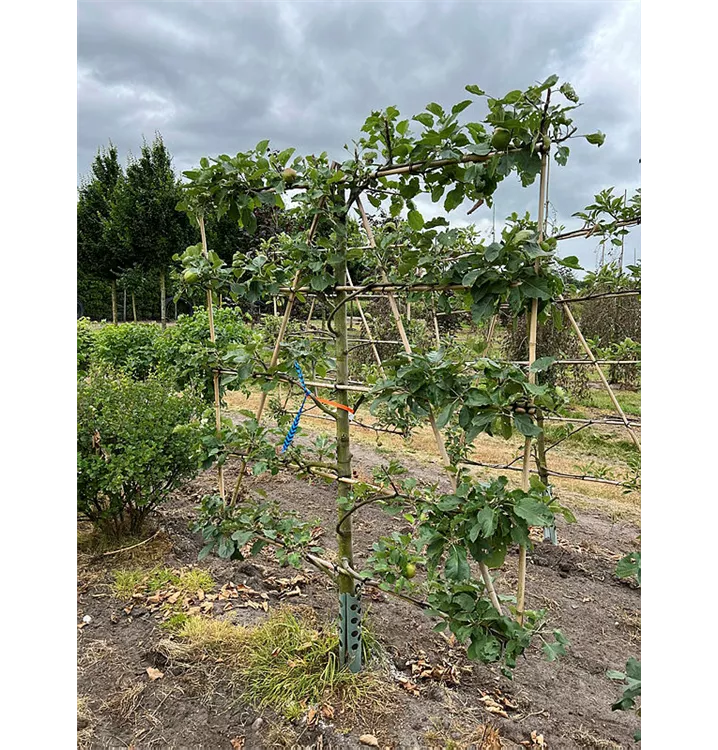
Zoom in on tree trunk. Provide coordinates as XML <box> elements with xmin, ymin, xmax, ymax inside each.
<box><xmin>123</xmin><ymin>288</ymin><xmax>127</xmax><ymax>322</ymax></box>
<box><xmin>160</xmin><ymin>270</ymin><xmax>167</xmax><ymax>330</ymax></box>
<box><xmin>334</xmin><ymin>212</ymin><xmax>359</xmax><ymax>671</ymax></box>
<box><xmin>111</xmin><ymin>279</ymin><xmax>118</xmax><ymax>325</ymax></box>
<box><xmin>132</xmin><ymin>293</ymin><xmax>137</xmax><ymax>322</ymax></box>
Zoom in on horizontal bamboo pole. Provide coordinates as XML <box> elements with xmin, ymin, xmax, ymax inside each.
<box><xmin>553</xmin><ymin>217</ymin><xmax>640</xmax><ymax>242</ymax></box>
<box><xmin>459</xmin><ymin>458</ymin><xmax>629</xmax><ymax>487</ymax></box>
<box><xmin>276</xmin><ymin>285</ymin><xmax>640</xmax><ymax>305</ymax></box>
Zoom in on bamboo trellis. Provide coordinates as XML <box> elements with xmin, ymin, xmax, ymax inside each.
<box><xmin>195</xmin><ymin>88</ymin><xmax>641</xmax><ymax>669</ymax></box>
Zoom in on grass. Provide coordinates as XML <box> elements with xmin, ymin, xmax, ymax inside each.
<box><xmin>158</xmin><ymin>606</ymin><xmax>392</xmax><ymax>723</ymax></box>
<box><xmin>77</xmin><ymin>521</ymin><xmax>172</xmax><ymax>564</ymax></box>
<box><xmin>111</xmin><ymin>566</ymin><xmax>215</xmax><ymax>600</ymax></box>
<box><xmin>543</xmin><ymin>423</ymin><xmax>639</xmax><ymax>463</ymax></box>
<box><xmin>575</xmin><ymin>387</ymin><xmax>641</xmax><ymax>417</ymax></box>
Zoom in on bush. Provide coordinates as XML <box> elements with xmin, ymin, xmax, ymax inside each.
<box><xmin>155</xmin><ymin>307</ymin><xmax>255</xmax><ymax>400</ymax></box>
<box><xmin>92</xmin><ymin>323</ymin><xmax>162</xmax><ymax>380</ymax></box>
<box><xmin>77</xmin><ymin>318</ymin><xmax>96</xmax><ymax>377</ymax></box>
<box><xmin>77</xmin><ymin>370</ymin><xmax>206</xmax><ymax>537</ymax></box>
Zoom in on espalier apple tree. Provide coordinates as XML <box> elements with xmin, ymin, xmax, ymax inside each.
<box><xmin>174</xmin><ymin>76</ymin><xmax>604</xmax><ymax>673</ymax></box>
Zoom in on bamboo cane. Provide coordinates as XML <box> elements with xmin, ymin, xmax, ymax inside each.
<box><xmin>198</xmin><ymin>215</ymin><xmax>226</xmax><ymax>500</ymax></box>
<box><xmin>356</xmin><ymin>195</ymin><xmax>503</xmax><ymax>614</ymax></box>
<box><xmin>560</xmin><ymin>301</ymin><xmax>641</xmax><ymax>450</ymax></box>
<box><xmin>346</xmin><ymin>268</ymin><xmax>385</xmax><ymax>375</ymax></box>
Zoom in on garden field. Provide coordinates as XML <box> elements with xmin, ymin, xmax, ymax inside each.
<box><xmin>78</xmin><ymin>75</ymin><xmax>641</xmax><ymax>749</ymax></box>
<box><xmin>78</xmin><ymin>382</ymin><xmax>640</xmax><ymax>749</ymax></box>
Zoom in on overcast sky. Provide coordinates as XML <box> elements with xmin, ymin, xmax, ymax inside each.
<box><xmin>77</xmin><ymin>0</ymin><xmax>641</xmax><ymax>269</ymax></box>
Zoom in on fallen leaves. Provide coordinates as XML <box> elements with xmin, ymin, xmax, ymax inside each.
<box><xmin>479</xmin><ymin>688</ymin><xmax>519</xmax><ymax>719</ymax></box>
<box><xmin>359</xmin><ymin>734</ymin><xmax>379</xmax><ymax>747</ymax></box>
<box><xmin>229</xmin><ymin>737</ymin><xmax>245</xmax><ymax>749</ymax></box>
<box><xmin>146</xmin><ymin>667</ymin><xmax>164</xmax><ymax>681</ymax></box>
<box><xmin>406</xmin><ymin>653</ymin><xmax>462</xmax><ymax>686</ymax></box>
<box><xmin>520</xmin><ymin>730</ymin><xmax>547</xmax><ymax>748</ymax></box>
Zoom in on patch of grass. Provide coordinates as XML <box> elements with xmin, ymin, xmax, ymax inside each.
<box><xmin>77</xmin><ymin>522</ymin><xmax>171</xmax><ymax>564</ymax></box>
<box><xmin>544</xmin><ymin>423</ymin><xmax>639</xmax><ymax>463</ymax></box>
<box><xmin>161</xmin><ymin>611</ymin><xmax>190</xmax><ymax>632</ymax></box>
<box><xmin>158</xmin><ymin>606</ymin><xmax>392</xmax><ymax>722</ymax></box>
<box><xmin>77</xmin><ymin>697</ymin><xmax>95</xmax><ymax>750</ymax></box>
<box><xmin>425</xmin><ymin>718</ymin><xmax>502</xmax><ymax>749</ymax></box>
<box><xmin>111</xmin><ymin>566</ymin><xmax>216</xmax><ymax>600</ymax></box>
<box><xmin>575</xmin><ymin>388</ymin><xmax>641</xmax><ymax>416</ymax></box>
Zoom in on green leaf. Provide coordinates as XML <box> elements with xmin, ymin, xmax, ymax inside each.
<box><xmin>616</xmin><ymin>551</ymin><xmax>641</xmax><ymax>586</ymax></box>
<box><xmin>451</xmin><ymin>100</ymin><xmax>473</xmax><ymax>115</ymax></box>
<box><xmin>542</xmin><ymin>630</ymin><xmax>569</xmax><ymax>661</ymax></box>
<box><xmin>503</xmin><ymin>90</ymin><xmax>523</xmax><ymax>104</ymax></box>
<box><xmin>585</xmin><ymin>131</ymin><xmax>606</xmax><ymax>147</ymax></box>
<box><xmin>465</xmin><ymin>84</ymin><xmax>485</xmax><ymax>97</ymax></box>
<box><xmin>555</xmin><ymin>145</ymin><xmax>570</xmax><ymax>166</ymax></box>
<box><xmin>407</xmin><ymin>209</ymin><xmax>425</xmax><ymax>231</ymax></box>
<box><xmin>519</xmin><ymin>275</ymin><xmax>552</xmax><ymax>300</ymax></box>
<box><xmin>513</xmin><ymin>413</ymin><xmax>541</xmax><ymax>437</ymax></box>
<box><xmin>514</xmin><ymin>498</ymin><xmax>554</xmax><ymax>527</ymax></box>
<box><xmin>529</xmin><ymin>356</ymin><xmax>557</xmax><ymax>373</ymax></box>
<box><xmin>445</xmin><ymin>545</ymin><xmax>471</xmax><ymax>581</ymax></box>
<box><xmin>230</xmin><ymin>529</ymin><xmax>254</xmax><ymax>546</ymax></box>
<box><xmin>435</xmin><ymin>402</ymin><xmax>455</xmax><ymax>429</ymax></box>
<box><xmin>453</xmin><ymin>593</ymin><xmax>475</xmax><ymax>612</ymax></box>
<box><xmin>475</xmin><ymin>506</ymin><xmax>496</xmax><ymax>538</ymax></box>
<box><xmin>444</xmin><ymin>185</ymin><xmax>465</xmax><ymax>212</ymax></box>
<box><xmin>540</xmin><ymin>74</ymin><xmax>559</xmax><ymax>89</ymax></box>
<box><xmin>426</xmin><ymin>102</ymin><xmax>444</xmax><ymax>117</ymax></box>
<box><xmin>625</xmin><ymin>657</ymin><xmax>641</xmax><ymax>681</ymax></box>
<box><xmin>557</xmin><ymin>255</ymin><xmax>582</xmax><ymax>270</ymax></box>
<box><xmin>484</xmin><ymin>243</ymin><xmax>502</xmax><ymax>262</ymax></box>
<box><xmin>413</xmin><ymin>113</ymin><xmax>434</xmax><ymax>128</ymax></box>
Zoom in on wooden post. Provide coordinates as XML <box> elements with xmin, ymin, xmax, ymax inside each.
<box><xmin>123</xmin><ymin>287</ymin><xmax>127</xmax><ymax>322</ymax></box>
<box><xmin>560</xmin><ymin>302</ymin><xmax>641</xmax><ymax>450</ymax></box>
<box><xmin>198</xmin><ymin>216</ymin><xmax>225</xmax><ymax>500</ymax></box>
<box><xmin>356</xmin><ymin>196</ymin><xmax>503</xmax><ymax>614</ymax></box>
<box><xmin>255</xmin><ymin>188</ymin><xmax>332</xmax><ymax>423</ymax></box>
<box><xmin>160</xmin><ymin>270</ymin><xmax>167</xmax><ymax>330</ymax></box>
<box><xmin>517</xmin><ymin>102</ymin><xmax>551</xmax><ymax>625</ymax></box>
<box><xmin>131</xmin><ymin>293</ymin><xmax>137</xmax><ymax>322</ymax></box>
<box><xmin>111</xmin><ymin>279</ymin><xmax>118</xmax><ymax>325</ymax></box>
<box><xmin>346</xmin><ymin>268</ymin><xmax>384</xmax><ymax>374</ymax></box>
<box><xmin>305</xmin><ymin>298</ymin><xmax>316</xmax><ymax>327</ymax></box>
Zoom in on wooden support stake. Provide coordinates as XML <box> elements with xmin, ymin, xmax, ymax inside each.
<box><xmin>356</xmin><ymin>194</ymin><xmax>503</xmax><ymax>615</ymax></box>
<box><xmin>347</xmin><ymin>267</ymin><xmax>384</xmax><ymax>375</ymax></box>
<box><xmin>560</xmin><ymin>301</ymin><xmax>641</xmax><ymax>451</ymax></box>
<box><xmin>198</xmin><ymin>215</ymin><xmax>225</xmax><ymax>501</ymax></box>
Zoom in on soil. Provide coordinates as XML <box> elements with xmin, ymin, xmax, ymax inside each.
<box><xmin>78</xmin><ymin>417</ymin><xmax>641</xmax><ymax>750</ymax></box>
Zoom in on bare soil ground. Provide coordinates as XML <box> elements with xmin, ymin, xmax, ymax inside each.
<box><xmin>78</xmin><ymin>398</ymin><xmax>640</xmax><ymax>749</ymax></box>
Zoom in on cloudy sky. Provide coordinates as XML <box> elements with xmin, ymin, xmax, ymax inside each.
<box><xmin>77</xmin><ymin>0</ymin><xmax>641</xmax><ymax>268</ymax></box>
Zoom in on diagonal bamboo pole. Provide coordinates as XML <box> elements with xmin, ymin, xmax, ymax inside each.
<box><xmin>198</xmin><ymin>215</ymin><xmax>226</xmax><ymax>500</ymax></box>
<box><xmin>559</xmin><ymin>302</ymin><xmax>641</xmax><ymax>450</ymax></box>
<box><xmin>346</xmin><ymin>267</ymin><xmax>385</xmax><ymax>375</ymax></box>
<box><xmin>356</xmin><ymin>195</ymin><xmax>503</xmax><ymax>614</ymax></box>
<box><xmin>255</xmin><ymin>204</ymin><xmax>326</xmax><ymax>423</ymax></box>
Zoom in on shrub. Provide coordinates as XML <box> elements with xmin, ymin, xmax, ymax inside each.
<box><xmin>155</xmin><ymin>307</ymin><xmax>255</xmax><ymax>400</ymax></box>
<box><xmin>92</xmin><ymin>323</ymin><xmax>162</xmax><ymax>380</ymax></box>
<box><xmin>77</xmin><ymin>318</ymin><xmax>96</xmax><ymax>377</ymax></box>
<box><xmin>77</xmin><ymin>370</ymin><xmax>206</xmax><ymax>537</ymax></box>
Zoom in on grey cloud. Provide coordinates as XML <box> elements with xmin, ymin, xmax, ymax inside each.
<box><xmin>78</xmin><ymin>0</ymin><xmax>640</xmax><ymax>269</ymax></box>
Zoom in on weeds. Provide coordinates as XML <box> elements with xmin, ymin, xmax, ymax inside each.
<box><xmin>111</xmin><ymin>566</ymin><xmax>216</xmax><ymax>600</ymax></box>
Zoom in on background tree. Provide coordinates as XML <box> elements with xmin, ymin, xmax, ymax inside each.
<box><xmin>117</xmin><ymin>133</ymin><xmax>195</xmax><ymax>328</ymax></box>
<box><xmin>77</xmin><ymin>143</ymin><xmax>126</xmax><ymax>323</ymax></box>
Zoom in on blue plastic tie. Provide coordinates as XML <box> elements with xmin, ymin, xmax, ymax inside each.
<box><xmin>281</xmin><ymin>362</ymin><xmax>311</xmax><ymax>453</ymax></box>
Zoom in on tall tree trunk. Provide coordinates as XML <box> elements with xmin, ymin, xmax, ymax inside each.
<box><xmin>132</xmin><ymin>293</ymin><xmax>137</xmax><ymax>322</ymax></box>
<box><xmin>160</xmin><ymin>269</ymin><xmax>167</xmax><ymax>330</ymax></box>
<box><xmin>123</xmin><ymin>288</ymin><xmax>127</xmax><ymax>322</ymax></box>
<box><xmin>111</xmin><ymin>279</ymin><xmax>118</xmax><ymax>325</ymax></box>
